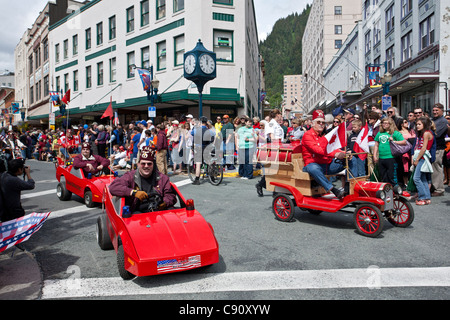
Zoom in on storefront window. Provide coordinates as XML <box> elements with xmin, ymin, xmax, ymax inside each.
<box><xmin>401</xmin><ymin>83</ymin><xmax>435</xmax><ymax>116</ymax></box>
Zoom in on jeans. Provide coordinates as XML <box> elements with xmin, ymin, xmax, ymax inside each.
<box><xmin>350</xmin><ymin>157</ymin><xmax>366</xmax><ymax>178</ymax></box>
<box><xmin>238</xmin><ymin>147</ymin><xmax>254</xmax><ymax>179</ymax></box>
<box><xmin>303</xmin><ymin>161</ymin><xmax>344</xmax><ymax>191</ymax></box>
<box><xmin>413</xmin><ymin>159</ymin><xmax>431</xmax><ymax>200</ymax></box>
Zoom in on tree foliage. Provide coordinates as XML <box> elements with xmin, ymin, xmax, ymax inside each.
<box><xmin>259</xmin><ymin>5</ymin><xmax>311</xmax><ymax>107</ymax></box>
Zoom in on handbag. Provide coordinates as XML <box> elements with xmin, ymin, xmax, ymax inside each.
<box><xmin>390</xmin><ymin>139</ymin><xmax>412</xmax><ymax>157</ymax></box>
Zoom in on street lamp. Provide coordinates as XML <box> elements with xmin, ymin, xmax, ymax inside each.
<box><xmin>381</xmin><ymin>72</ymin><xmax>392</xmax><ymax>95</ymax></box>
<box><xmin>20</xmin><ymin>105</ymin><xmax>26</xmax><ymax>122</ymax></box>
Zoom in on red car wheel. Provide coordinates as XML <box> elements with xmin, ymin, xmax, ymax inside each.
<box><xmin>354</xmin><ymin>204</ymin><xmax>384</xmax><ymax>237</ymax></box>
<box><xmin>387</xmin><ymin>197</ymin><xmax>414</xmax><ymax>228</ymax></box>
<box><xmin>272</xmin><ymin>194</ymin><xmax>295</xmax><ymax>222</ymax></box>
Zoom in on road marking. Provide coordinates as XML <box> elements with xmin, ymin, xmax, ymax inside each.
<box><xmin>41</xmin><ymin>267</ymin><xmax>450</xmax><ymax>299</ymax></box>
<box><xmin>22</xmin><ymin>189</ymin><xmax>55</xmax><ymax>199</ymax></box>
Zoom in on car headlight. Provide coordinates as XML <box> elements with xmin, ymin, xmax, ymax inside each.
<box><xmin>376</xmin><ymin>190</ymin><xmax>386</xmax><ymax>200</ymax></box>
<box><xmin>393</xmin><ymin>185</ymin><xmax>402</xmax><ymax>195</ymax></box>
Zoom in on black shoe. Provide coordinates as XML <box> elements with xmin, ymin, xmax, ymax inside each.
<box><xmin>192</xmin><ymin>178</ymin><xmax>200</xmax><ymax>185</ymax></box>
<box><xmin>331</xmin><ymin>187</ymin><xmax>345</xmax><ymax>200</ymax></box>
<box><xmin>256</xmin><ymin>183</ymin><xmax>263</xmax><ymax>197</ymax></box>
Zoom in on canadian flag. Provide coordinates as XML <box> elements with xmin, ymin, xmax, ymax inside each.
<box><xmin>353</xmin><ymin>123</ymin><xmax>370</xmax><ymax>160</ymax></box>
<box><xmin>325</xmin><ymin>122</ymin><xmax>347</xmax><ymax>153</ymax></box>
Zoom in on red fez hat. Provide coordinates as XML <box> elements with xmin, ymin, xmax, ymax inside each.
<box><xmin>139</xmin><ymin>146</ymin><xmax>155</xmax><ymax>162</ymax></box>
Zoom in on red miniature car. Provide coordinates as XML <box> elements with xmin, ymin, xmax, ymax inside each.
<box><xmin>258</xmin><ymin>143</ymin><xmax>414</xmax><ymax>238</ymax></box>
<box><xmin>96</xmin><ymin>183</ymin><xmax>219</xmax><ymax>280</ymax></box>
<box><xmin>55</xmin><ymin>158</ymin><xmax>117</xmax><ymax>207</ymax></box>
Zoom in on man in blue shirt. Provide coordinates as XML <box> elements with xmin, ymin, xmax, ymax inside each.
<box><xmin>131</xmin><ymin>127</ymin><xmax>142</xmax><ymax>169</ymax></box>
<box><xmin>191</xmin><ymin>117</ymin><xmax>215</xmax><ymax>185</ymax></box>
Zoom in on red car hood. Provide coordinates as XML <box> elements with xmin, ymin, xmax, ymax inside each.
<box><xmin>123</xmin><ymin>209</ymin><xmax>218</xmax><ymax>261</ymax></box>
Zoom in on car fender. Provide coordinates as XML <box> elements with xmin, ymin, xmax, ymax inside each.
<box><xmin>270</xmin><ymin>181</ymin><xmax>304</xmax><ymax>204</ymax></box>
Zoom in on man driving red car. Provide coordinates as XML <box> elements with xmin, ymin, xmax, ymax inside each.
<box><xmin>73</xmin><ymin>142</ymin><xmax>110</xmax><ymax>176</ymax></box>
<box><xmin>109</xmin><ymin>146</ymin><xmax>176</xmax><ymax>212</ymax></box>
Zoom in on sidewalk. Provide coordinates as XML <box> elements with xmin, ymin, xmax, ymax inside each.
<box><xmin>0</xmin><ymin>246</ymin><xmax>42</xmax><ymax>300</ymax></box>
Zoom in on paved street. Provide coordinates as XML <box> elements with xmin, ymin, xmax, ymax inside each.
<box><xmin>2</xmin><ymin>159</ymin><xmax>450</xmax><ymax>302</ymax></box>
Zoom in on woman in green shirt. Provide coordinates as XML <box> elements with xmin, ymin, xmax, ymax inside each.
<box><xmin>373</xmin><ymin>117</ymin><xmax>407</xmax><ymax>186</ymax></box>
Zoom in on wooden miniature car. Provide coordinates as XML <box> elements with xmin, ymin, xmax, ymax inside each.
<box><xmin>258</xmin><ymin>142</ymin><xmax>414</xmax><ymax>238</ymax></box>
<box><xmin>96</xmin><ymin>183</ymin><xmax>219</xmax><ymax>280</ymax></box>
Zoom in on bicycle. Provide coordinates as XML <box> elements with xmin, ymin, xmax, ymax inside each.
<box><xmin>187</xmin><ymin>148</ymin><xmax>223</xmax><ymax>186</ymax></box>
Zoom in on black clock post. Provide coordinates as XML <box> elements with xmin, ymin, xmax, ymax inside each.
<box><xmin>183</xmin><ymin>40</ymin><xmax>217</xmax><ymax>118</ymax></box>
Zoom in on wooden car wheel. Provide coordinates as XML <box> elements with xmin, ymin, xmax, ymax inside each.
<box><xmin>354</xmin><ymin>204</ymin><xmax>384</xmax><ymax>238</ymax></box>
<box><xmin>96</xmin><ymin>215</ymin><xmax>113</xmax><ymax>250</ymax></box>
<box><xmin>387</xmin><ymin>197</ymin><xmax>414</xmax><ymax>228</ymax></box>
<box><xmin>117</xmin><ymin>239</ymin><xmax>136</xmax><ymax>280</ymax></box>
<box><xmin>272</xmin><ymin>194</ymin><xmax>295</xmax><ymax>222</ymax></box>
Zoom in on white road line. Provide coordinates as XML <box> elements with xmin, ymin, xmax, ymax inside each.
<box><xmin>22</xmin><ymin>189</ymin><xmax>55</xmax><ymax>199</ymax></box>
<box><xmin>48</xmin><ymin>205</ymin><xmax>97</xmax><ymax>219</ymax></box>
<box><xmin>41</xmin><ymin>267</ymin><xmax>450</xmax><ymax>299</ymax></box>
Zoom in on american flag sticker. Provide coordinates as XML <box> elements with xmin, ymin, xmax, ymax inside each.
<box><xmin>157</xmin><ymin>255</ymin><xmax>201</xmax><ymax>273</ymax></box>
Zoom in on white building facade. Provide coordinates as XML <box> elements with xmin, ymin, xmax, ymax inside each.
<box><xmin>35</xmin><ymin>0</ymin><xmax>260</xmax><ymax>125</ymax></box>
<box><xmin>302</xmin><ymin>0</ymin><xmax>362</xmax><ymax>113</ymax></box>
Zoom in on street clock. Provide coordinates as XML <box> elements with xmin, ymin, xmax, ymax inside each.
<box><xmin>184</xmin><ymin>54</ymin><xmax>196</xmax><ymax>75</ymax></box>
<box><xmin>183</xmin><ymin>40</ymin><xmax>217</xmax><ymax>117</ymax></box>
<box><xmin>199</xmin><ymin>53</ymin><xmax>216</xmax><ymax>75</ymax></box>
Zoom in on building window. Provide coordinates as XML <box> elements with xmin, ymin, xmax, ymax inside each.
<box><xmin>156</xmin><ymin>0</ymin><xmax>166</xmax><ymax>20</ymax></box>
<box><xmin>213</xmin><ymin>0</ymin><xmax>233</xmax><ymax>5</ymax></box>
<box><xmin>141</xmin><ymin>46</ymin><xmax>150</xmax><ymax>69</ymax></box>
<box><xmin>174</xmin><ymin>0</ymin><xmax>184</xmax><ymax>12</ymax></box>
<box><xmin>157</xmin><ymin>41</ymin><xmax>167</xmax><ymax>71</ymax></box>
<box><xmin>127</xmin><ymin>6</ymin><xmax>134</xmax><ymax>33</ymax></box>
<box><xmin>334</xmin><ymin>6</ymin><xmax>342</xmax><ymax>15</ymax></box>
<box><xmin>334</xmin><ymin>25</ymin><xmax>342</xmax><ymax>35</ymax></box>
<box><xmin>401</xmin><ymin>32</ymin><xmax>412</xmax><ymax>62</ymax></box>
<box><xmin>110</xmin><ymin>58</ymin><xmax>116</xmax><ymax>83</ymax></box>
<box><xmin>127</xmin><ymin>51</ymin><xmax>135</xmax><ymax>78</ymax></box>
<box><xmin>174</xmin><ymin>34</ymin><xmax>185</xmax><ymax>66</ymax></box>
<box><xmin>364</xmin><ymin>0</ymin><xmax>371</xmax><ymax>20</ymax></box>
<box><xmin>141</xmin><ymin>0</ymin><xmax>149</xmax><ymax>27</ymax></box>
<box><xmin>56</xmin><ymin>76</ymin><xmax>60</xmax><ymax>93</ymax></box>
<box><xmin>63</xmin><ymin>39</ymin><xmax>68</xmax><ymax>59</ymax></box>
<box><xmin>55</xmin><ymin>44</ymin><xmax>60</xmax><ymax>63</ymax></box>
<box><xmin>109</xmin><ymin>16</ymin><xmax>116</xmax><ymax>40</ymax></box>
<box><xmin>420</xmin><ymin>14</ymin><xmax>435</xmax><ymax>51</ymax></box>
<box><xmin>373</xmin><ymin>20</ymin><xmax>381</xmax><ymax>45</ymax></box>
<box><xmin>86</xmin><ymin>28</ymin><xmax>91</xmax><ymax>50</ymax></box>
<box><xmin>365</xmin><ymin>31</ymin><xmax>371</xmax><ymax>54</ymax></box>
<box><xmin>401</xmin><ymin>0</ymin><xmax>412</xmax><ymax>19</ymax></box>
<box><xmin>386</xmin><ymin>5</ymin><xmax>395</xmax><ymax>33</ymax></box>
<box><xmin>73</xmin><ymin>70</ymin><xmax>79</xmax><ymax>92</ymax></box>
<box><xmin>386</xmin><ymin>45</ymin><xmax>395</xmax><ymax>71</ymax></box>
<box><xmin>97</xmin><ymin>22</ymin><xmax>103</xmax><ymax>45</ymax></box>
<box><xmin>73</xmin><ymin>35</ymin><xmax>78</xmax><ymax>55</ymax></box>
<box><xmin>334</xmin><ymin>39</ymin><xmax>342</xmax><ymax>49</ymax></box>
<box><xmin>64</xmin><ymin>74</ymin><xmax>69</xmax><ymax>93</ymax></box>
<box><xmin>30</xmin><ymin>86</ymin><xmax>34</xmax><ymax>104</ymax></box>
<box><xmin>214</xmin><ymin>29</ymin><xmax>233</xmax><ymax>62</ymax></box>
<box><xmin>43</xmin><ymin>39</ymin><xmax>49</xmax><ymax>61</ymax></box>
<box><xmin>97</xmin><ymin>62</ymin><xmax>104</xmax><ymax>86</ymax></box>
<box><xmin>86</xmin><ymin>66</ymin><xmax>92</xmax><ymax>88</ymax></box>
<box><xmin>44</xmin><ymin>75</ymin><xmax>49</xmax><ymax>97</ymax></box>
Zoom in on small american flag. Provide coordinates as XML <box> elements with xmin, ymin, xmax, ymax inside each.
<box><xmin>0</xmin><ymin>212</ymin><xmax>51</xmax><ymax>253</ymax></box>
<box><xmin>157</xmin><ymin>255</ymin><xmax>201</xmax><ymax>273</ymax></box>
<box><xmin>49</xmin><ymin>91</ymin><xmax>60</xmax><ymax>106</ymax></box>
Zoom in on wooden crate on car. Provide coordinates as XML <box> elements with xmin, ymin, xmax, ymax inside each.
<box><xmin>257</xmin><ymin>142</ymin><xmax>326</xmax><ymax>196</ymax></box>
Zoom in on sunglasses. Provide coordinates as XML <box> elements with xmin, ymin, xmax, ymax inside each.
<box><xmin>140</xmin><ymin>162</ymin><xmax>153</xmax><ymax>167</ymax></box>
<box><xmin>316</xmin><ymin>121</ymin><xmax>325</xmax><ymax>125</ymax></box>
<box><xmin>387</xmin><ymin>111</ymin><xmax>393</xmax><ymax>114</ymax></box>
<box><xmin>414</xmin><ymin>112</ymin><xmax>423</xmax><ymax>115</ymax></box>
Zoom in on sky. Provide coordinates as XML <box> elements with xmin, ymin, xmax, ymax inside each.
<box><xmin>0</xmin><ymin>0</ymin><xmax>311</xmax><ymax>73</ymax></box>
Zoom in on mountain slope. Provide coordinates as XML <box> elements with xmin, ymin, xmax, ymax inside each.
<box><xmin>259</xmin><ymin>4</ymin><xmax>311</xmax><ymax>107</ymax></box>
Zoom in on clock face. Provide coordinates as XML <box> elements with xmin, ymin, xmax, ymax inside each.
<box><xmin>184</xmin><ymin>54</ymin><xmax>196</xmax><ymax>74</ymax></box>
<box><xmin>199</xmin><ymin>54</ymin><xmax>215</xmax><ymax>74</ymax></box>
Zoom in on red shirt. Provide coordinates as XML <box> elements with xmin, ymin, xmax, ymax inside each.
<box><xmin>301</xmin><ymin>128</ymin><xmax>341</xmax><ymax>166</ymax></box>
